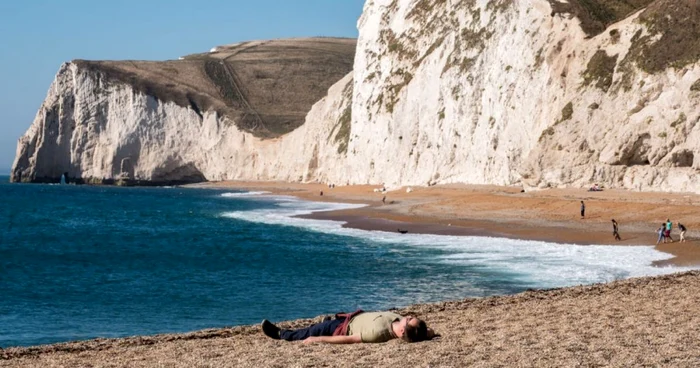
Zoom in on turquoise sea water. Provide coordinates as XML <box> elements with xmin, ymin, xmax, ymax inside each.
<box><xmin>0</xmin><ymin>176</ymin><xmax>692</xmax><ymax>347</ymax></box>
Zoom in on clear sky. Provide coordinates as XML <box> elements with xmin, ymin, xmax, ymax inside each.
<box><xmin>0</xmin><ymin>0</ymin><xmax>365</xmax><ymax>174</ymax></box>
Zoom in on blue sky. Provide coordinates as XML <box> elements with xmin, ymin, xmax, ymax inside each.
<box><xmin>0</xmin><ymin>0</ymin><xmax>365</xmax><ymax>173</ymax></box>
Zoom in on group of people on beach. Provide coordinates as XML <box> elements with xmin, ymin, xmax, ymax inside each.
<box><xmin>656</xmin><ymin>219</ymin><xmax>687</xmax><ymax>244</ymax></box>
<box><xmin>581</xmin><ymin>200</ymin><xmax>689</xmax><ymax>243</ymax></box>
<box><xmin>259</xmin><ymin>186</ymin><xmax>696</xmax><ymax>347</ymax></box>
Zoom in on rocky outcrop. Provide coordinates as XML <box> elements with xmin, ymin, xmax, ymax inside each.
<box><xmin>335</xmin><ymin>0</ymin><xmax>700</xmax><ymax>192</ymax></box>
<box><xmin>520</xmin><ymin>0</ymin><xmax>700</xmax><ymax>192</ymax></box>
<box><xmin>11</xmin><ymin>62</ymin><xmax>354</xmax><ymax>185</ymax></box>
<box><xmin>11</xmin><ymin>39</ymin><xmax>355</xmax><ymax>185</ymax></box>
<box><xmin>12</xmin><ymin>1</ymin><xmax>700</xmax><ymax>193</ymax></box>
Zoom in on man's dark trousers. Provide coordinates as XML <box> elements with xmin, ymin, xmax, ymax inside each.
<box><xmin>280</xmin><ymin>319</ymin><xmax>344</xmax><ymax>341</ymax></box>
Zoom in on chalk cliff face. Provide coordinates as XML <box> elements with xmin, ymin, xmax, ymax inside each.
<box><xmin>336</xmin><ymin>0</ymin><xmax>700</xmax><ymax>191</ymax></box>
<box><xmin>11</xmin><ymin>61</ymin><xmax>353</xmax><ymax>185</ymax></box>
<box><xmin>11</xmin><ymin>39</ymin><xmax>356</xmax><ymax>185</ymax></box>
<box><xmin>12</xmin><ymin>0</ymin><xmax>700</xmax><ymax>193</ymax></box>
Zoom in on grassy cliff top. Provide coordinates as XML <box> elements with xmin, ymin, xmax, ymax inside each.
<box><xmin>74</xmin><ymin>38</ymin><xmax>356</xmax><ymax>138</ymax></box>
<box><xmin>548</xmin><ymin>0</ymin><xmax>655</xmax><ymax>37</ymax></box>
<box><xmin>549</xmin><ymin>0</ymin><xmax>699</xmax><ymax>73</ymax></box>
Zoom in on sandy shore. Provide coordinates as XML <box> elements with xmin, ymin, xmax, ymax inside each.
<box><xmin>3</xmin><ymin>182</ymin><xmax>700</xmax><ymax>367</ymax></box>
<box><xmin>3</xmin><ymin>271</ymin><xmax>699</xmax><ymax>367</ymax></box>
<box><xmin>194</xmin><ymin>181</ymin><xmax>700</xmax><ymax>266</ymax></box>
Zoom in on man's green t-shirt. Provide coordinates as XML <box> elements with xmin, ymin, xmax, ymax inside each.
<box><xmin>347</xmin><ymin>312</ymin><xmax>400</xmax><ymax>343</ymax></box>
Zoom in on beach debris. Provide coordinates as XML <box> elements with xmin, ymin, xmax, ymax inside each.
<box><xmin>397</xmin><ymin>228</ymin><xmax>408</xmax><ymax>234</ymax></box>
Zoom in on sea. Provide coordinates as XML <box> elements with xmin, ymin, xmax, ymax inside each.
<box><xmin>0</xmin><ymin>175</ymin><xmax>692</xmax><ymax>347</ymax></box>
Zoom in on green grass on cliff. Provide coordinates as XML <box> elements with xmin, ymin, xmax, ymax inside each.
<box><xmin>548</xmin><ymin>0</ymin><xmax>655</xmax><ymax>37</ymax></box>
<box><xmin>582</xmin><ymin>50</ymin><xmax>618</xmax><ymax>91</ymax></box>
<box><xmin>333</xmin><ymin>80</ymin><xmax>353</xmax><ymax>155</ymax></box>
<box><xmin>613</xmin><ymin>0</ymin><xmax>700</xmax><ymax>91</ymax></box>
<box><xmin>551</xmin><ymin>0</ymin><xmax>699</xmax><ymax>91</ymax></box>
<box><xmin>73</xmin><ymin>38</ymin><xmax>356</xmax><ymax>139</ymax></box>
<box><xmin>634</xmin><ymin>0</ymin><xmax>700</xmax><ymax>73</ymax></box>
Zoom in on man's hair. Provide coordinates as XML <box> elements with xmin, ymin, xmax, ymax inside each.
<box><xmin>402</xmin><ymin>319</ymin><xmax>428</xmax><ymax>343</ymax></box>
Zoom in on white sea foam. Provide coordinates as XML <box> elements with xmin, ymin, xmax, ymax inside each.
<box><xmin>220</xmin><ymin>191</ymin><xmax>270</xmax><ymax>198</ymax></box>
<box><xmin>220</xmin><ymin>195</ymin><xmax>696</xmax><ymax>290</ymax></box>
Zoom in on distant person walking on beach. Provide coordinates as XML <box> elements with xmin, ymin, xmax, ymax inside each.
<box><xmin>657</xmin><ymin>224</ymin><xmax>666</xmax><ymax>244</ymax></box>
<box><xmin>612</xmin><ymin>219</ymin><xmax>621</xmax><ymax>241</ymax></box>
<box><xmin>261</xmin><ymin>310</ymin><xmax>436</xmax><ymax>344</ymax></box>
<box><xmin>580</xmin><ymin>201</ymin><xmax>585</xmax><ymax>219</ymax></box>
<box><xmin>679</xmin><ymin>223</ymin><xmax>687</xmax><ymax>242</ymax></box>
<box><xmin>382</xmin><ymin>196</ymin><xmax>386</xmax><ymax>204</ymax></box>
<box><xmin>665</xmin><ymin>219</ymin><xmax>673</xmax><ymax>242</ymax></box>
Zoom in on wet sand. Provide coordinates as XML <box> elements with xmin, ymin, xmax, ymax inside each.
<box><xmin>195</xmin><ymin>181</ymin><xmax>700</xmax><ymax>266</ymax></box>
<box><xmin>3</xmin><ymin>182</ymin><xmax>700</xmax><ymax>367</ymax></box>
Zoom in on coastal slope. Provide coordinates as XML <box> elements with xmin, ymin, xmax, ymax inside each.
<box><xmin>11</xmin><ymin>38</ymin><xmax>356</xmax><ymax>185</ymax></box>
<box><xmin>12</xmin><ymin>0</ymin><xmax>700</xmax><ymax>192</ymax></box>
<box><xmin>2</xmin><ymin>271</ymin><xmax>698</xmax><ymax>367</ymax></box>
<box><xmin>343</xmin><ymin>0</ymin><xmax>700</xmax><ymax>191</ymax></box>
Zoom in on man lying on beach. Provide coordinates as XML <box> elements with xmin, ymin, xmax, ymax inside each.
<box><xmin>261</xmin><ymin>310</ymin><xmax>436</xmax><ymax>344</ymax></box>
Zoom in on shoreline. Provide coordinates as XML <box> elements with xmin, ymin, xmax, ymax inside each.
<box><xmin>191</xmin><ymin>181</ymin><xmax>700</xmax><ymax>267</ymax></box>
<box><xmin>3</xmin><ymin>181</ymin><xmax>700</xmax><ymax>366</ymax></box>
<box><xmin>3</xmin><ymin>271</ymin><xmax>699</xmax><ymax>367</ymax></box>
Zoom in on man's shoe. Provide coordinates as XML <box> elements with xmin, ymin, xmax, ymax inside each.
<box><xmin>261</xmin><ymin>319</ymin><xmax>281</xmax><ymax>340</ymax></box>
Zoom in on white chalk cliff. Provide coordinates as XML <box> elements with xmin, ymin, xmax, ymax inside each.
<box><xmin>12</xmin><ymin>0</ymin><xmax>700</xmax><ymax>193</ymax></box>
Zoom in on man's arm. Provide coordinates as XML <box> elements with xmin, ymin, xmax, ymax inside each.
<box><xmin>303</xmin><ymin>335</ymin><xmax>362</xmax><ymax>344</ymax></box>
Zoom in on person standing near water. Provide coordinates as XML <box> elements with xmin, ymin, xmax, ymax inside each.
<box><xmin>665</xmin><ymin>219</ymin><xmax>673</xmax><ymax>242</ymax></box>
<box><xmin>612</xmin><ymin>219</ymin><xmax>621</xmax><ymax>241</ymax></box>
<box><xmin>657</xmin><ymin>224</ymin><xmax>666</xmax><ymax>244</ymax></box>
<box><xmin>679</xmin><ymin>223</ymin><xmax>687</xmax><ymax>242</ymax></box>
<box><xmin>580</xmin><ymin>201</ymin><xmax>585</xmax><ymax>219</ymax></box>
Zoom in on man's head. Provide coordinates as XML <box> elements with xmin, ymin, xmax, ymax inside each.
<box><xmin>398</xmin><ymin>316</ymin><xmax>429</xmax><ymax>342</ymax></box>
